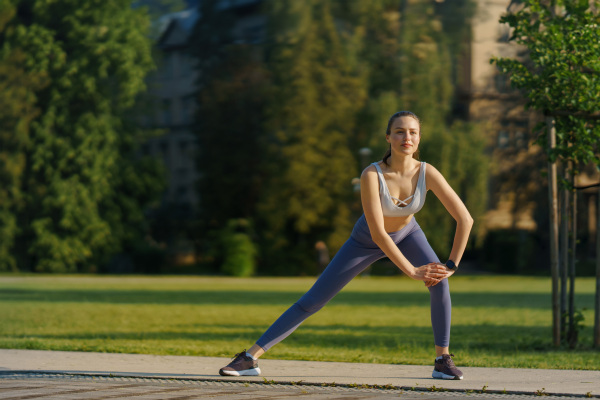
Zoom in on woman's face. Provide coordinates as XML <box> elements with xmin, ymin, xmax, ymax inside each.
<box><xmin>386</xmin><ymin>116</ymin><xmax>421</xmax><ymax>156</ymax></box>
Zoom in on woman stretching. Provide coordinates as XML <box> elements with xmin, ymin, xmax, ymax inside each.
<box><xmin>219</xmin><ymin>111</ymin><xmax>473</xmax><ymax>380</ymax></box>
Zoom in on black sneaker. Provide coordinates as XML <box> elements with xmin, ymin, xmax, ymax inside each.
<box><xmin>432</xmin><ymin>354</ymin><xmax>463</xmax><ymax>380</ymax></box>
<box><xmin>219</xmin><ymin>350</ymin><xmax>261</xmax><ymax>376</ymax></box>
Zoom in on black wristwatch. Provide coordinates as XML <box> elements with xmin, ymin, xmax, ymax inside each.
<box><xmin>445</xmin><ymin>259</ymin><xmax>458</xmax><ymax>271</ymax></box>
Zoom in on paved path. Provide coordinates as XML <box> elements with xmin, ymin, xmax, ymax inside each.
<box><xmin>0</xmin><ymin>349</ymin><xmax>598</xmax><ymax>399</ymax></box>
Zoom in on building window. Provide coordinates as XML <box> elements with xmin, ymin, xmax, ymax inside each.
<box><xmin>162</xmin><ymin>98</ymin><xmax>172</xmax><ymax>126</ymax></box>
<box><xmin>176</xmin><ymin>168</ymin><xmax>188</xmax><ymax>179</ymax></box>
<box><xmin>498</xmin><ymin>130</ymin><xmax>510</xmax><ymax>148</ymax></box>
<box><xmin>176</xmin><ymin>140</ymin><xmax>190</xmax><ymax>169</ymax></box>
<box><xmin>515</xmin><ymin>129</ymin><xmax>526</xmax><ymax>148</ymax></box>
<box><xmin>159</xmin><ymin>140</ymin><xmax>169</xmax><ymax>158</ymax></box>
<box><xmin>160</xmin><ymin>51</ymin><xmax>175</xmax><ymax>80</ymax></box>
<box><xmin>180</xmin><ymin>52</ymin><xmax>194</xmax><ymax>78</ymax></box>
<box><xmin>177</xmin><ymin>185</ymin><xmax>189</xmax><ymax>204</ymax></box>
<box><xmin>497</xmin><ymin>24</ymin><xmax>511</xmax><ymax>42</ymax></box>
<box><xmin>243</xmin><ymin>25</ymin><xmax>264</xmax><ymax>44</ymax></box>
<box><xmin>182</xmin><ymin>95</ymin><xmax>196</xmax><ymax>126</ymax></box>
<box><xmin>494</xmin><ymin>74</ymin><xmax>511</xmax><ymax>94</ymax></box>
<box><xmin>179</xmin><ymin>140</ymin><xmax>188</xmax><ymax>154</ymax></box>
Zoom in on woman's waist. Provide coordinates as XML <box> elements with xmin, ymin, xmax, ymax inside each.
<box><xmin>351</xmin><ymin>214</ymin><xmax>418</xmax><ymax>242</ymax></box>
<box><xmin>383</xmin><ymin>215</ymin><xmax>415</xmax><ymax>233</ymax></box>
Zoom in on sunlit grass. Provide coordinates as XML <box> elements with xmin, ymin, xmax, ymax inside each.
<box><xmin>0</xmin><ymin>274</ymin><xmax>596</xmax><ymax>369</ymax></box>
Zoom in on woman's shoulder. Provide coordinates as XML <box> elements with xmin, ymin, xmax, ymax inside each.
<box><xmin>423</xmin><ymin>162</ymin><xmax>449</xmax><ymax>190</ymax></box>
<box><xmin>361</xmin><ymin>162</ymin><xmax>381</xmax><ymax>178</ymax></box>
<box><xmin>422</xmin><ymin>161</ymin><xmax>439</xmax><ymax>174</ymax></box>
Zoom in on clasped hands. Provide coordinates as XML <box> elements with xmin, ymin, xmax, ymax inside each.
<box><xmin>412</xmin><ymin>262</ymin><xmax>454</xmax><ymax>287</ymax></box>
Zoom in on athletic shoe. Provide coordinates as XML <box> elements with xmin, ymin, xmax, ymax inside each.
<box><xmin>219</xmin><ymin>350</ymin><xmax>261</xmax><ymax>376</ymax></box>
<box><xmin>432</xmin><ymin>354</ymin><xmax>463</xmax><ymax>380</ymax></box>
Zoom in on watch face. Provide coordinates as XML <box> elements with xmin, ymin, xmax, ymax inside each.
<box><xmin>446</xmin><ymin>260</ymin><xmax>456</xmax><ymax>270</ymax></box>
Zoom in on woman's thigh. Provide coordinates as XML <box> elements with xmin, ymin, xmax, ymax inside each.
<box><xmin>396</xmin><ymin>228</ymin><xmax>440</xmax><ymax>267</ymax></box>
<box><xmin>297</xmin><ymin>239</ymin><xmax>384</xmax><ymax>312</ymax></box>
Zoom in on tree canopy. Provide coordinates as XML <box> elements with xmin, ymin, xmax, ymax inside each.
<box><xmin>493</xmin><ymin>0</ymin><xmax>600</xmax><ymax>168</ymax></box>
<box><xmin>0</xmin><ymin>0</ymin><xmax>164</xmax><ymax>272</ymax></box>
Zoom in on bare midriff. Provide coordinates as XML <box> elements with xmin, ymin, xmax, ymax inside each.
<box><xmin>383</xmin><ymin>214</ymin><xmax>414</xmax><ymax>233</ymax></box>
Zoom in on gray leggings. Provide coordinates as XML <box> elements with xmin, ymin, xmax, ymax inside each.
<box><xmin>256</xmin><ymin>214</ymin><xmax>451</xmax><ymax>350</ymax></box>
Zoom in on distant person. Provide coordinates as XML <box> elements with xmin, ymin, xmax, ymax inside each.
<box><xmin>314</xmin><ymin>240</ymin><xmax>330</xmax><ymax>272</ymax></box>
<box><xmin>219</xmin><ymin>111</ymin><xmax>473</xmax><ymax>380</ymax></box>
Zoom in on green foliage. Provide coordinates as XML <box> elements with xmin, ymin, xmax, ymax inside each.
<box><xmin>335</xmin><ymin>0</ymin><xmax>403</xmax><ymax>158</ymax></box>
<box><xmin>0</xmin><ymin>45</ymin><xmax>47</xmax><ymax>271</ymax></box>
<box><xmin>395</xmin><ymin>1</ymin><xmax>455</xmax><ymax>253</ymax></box>
<box><xmin>191</xmin><ymin>0</ymin><xmax>485</xmax><ymax>275</ymax></box>
<box><xmin>565</xmin><ymin>308</ymin><xmax>586</xmax><ymax>349</ymax></box>
<box><xmin>258</xmin><ymin>0</ymin><xmax>367</xmax><ymax>274</ymax></box>
<box><xmin>395</xmin><ymin>0</ymin><xmax>485</xmax><ymax>254</ymax></box>
<box><xmin>220</xmin><ymin>219</ymin><xmax>257</xmax><ymax>277</ymax></box>
<box><xmin>0</xmin><ymin>0</ymin><xmax>163</xmax><ymax>272</ymax></box>
<box><xmin>492</xmin><ymin>0</ymin><xmax>600</xmax><ymax>168</ymax></box>
<box><xmin>443</xmin><ymin>121</ymin><xmax>489</xmax><ymax>245</ymax></box>
<box><xmin>133</xmin><ymin>0</ymin><xmax>187</xmax><ymax>19</ymax></box>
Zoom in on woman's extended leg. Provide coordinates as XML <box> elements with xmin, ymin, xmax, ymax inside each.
<box><xmin>218</xmin><ymin>236</ymin><xmax>382</xmax><ymax>376</ymax></box>
<box><xmin>254</xmin><ymin>237</ymin><xmax>383</xmax><ymax>351</ymax></box>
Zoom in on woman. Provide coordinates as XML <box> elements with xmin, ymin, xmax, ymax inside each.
<box><xmin>219</xmin><ymin>111</ymin><xmax>473</xmax><ymax>380</ymax></box>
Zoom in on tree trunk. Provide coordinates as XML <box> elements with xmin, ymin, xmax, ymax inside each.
<box><xmin>560</xmin><ymin>165</ymin><xmax>569</xmax><ymax>341</ymax></box>
<box><xmin>547</xmin><ymin>117</ymin><xmax>561</xmax><ymax>347</ymax></box>
<box><xmin>595</xmin><ymin>185</ymin><xmax>600</xmax><ymax>347</ymax></box>
<box><xmin>568</xmin><ymin>168</ymin><xmax>577</xmax><ymax>348</ymax></box>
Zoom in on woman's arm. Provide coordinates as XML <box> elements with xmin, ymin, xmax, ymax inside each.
<box><xmin>360</xmin><ymin>165</ymin><xmax>447</xmax><ymax>283</ymax></box>
<box><xmin>426</xmin><ymin>164</ymin><xmax>474</xmax><ymax>268</ymax></box>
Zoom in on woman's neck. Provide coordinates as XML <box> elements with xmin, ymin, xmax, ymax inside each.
<box><xmin>387</xmin><ymin>154</ymin><xmax>416</xmax><ymax>173</ymax></box>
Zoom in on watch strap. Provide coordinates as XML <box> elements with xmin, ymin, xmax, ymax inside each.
<box><xmin>445</xmin><ymin>259</ymin><xmax>458</xmax><ymax>270</ymax></box>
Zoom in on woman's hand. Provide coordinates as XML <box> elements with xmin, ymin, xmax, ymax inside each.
<box><xmin>425</xmin><ymin>265</ymin><xmax>455</xmax><ymax>287</ymax></box>
<box><xmin>411</xmin><ymin>263</ymin><xmax>453</xmax><ymax>287</ymax></box>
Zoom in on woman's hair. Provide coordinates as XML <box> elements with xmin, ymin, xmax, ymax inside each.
<box><xmin>382</xmin><ymin>111</ymin><xmax>421</xmax><ymax>166</ymax></box>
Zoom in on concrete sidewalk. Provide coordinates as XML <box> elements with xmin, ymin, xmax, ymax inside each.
<box><xmin>1</xmin><ymin>349</ymin><xmax>598</xmax><ymax>398</ymax></box>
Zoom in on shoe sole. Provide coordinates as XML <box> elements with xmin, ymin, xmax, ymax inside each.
<box><xmin>432</xmin><ymin>371</ymin><xmax>463</xmax><ymax>380</ymax></box>
<box><xmin>219</xmin><ymin>367</ymin><xmax>261</xmax><ymax>377</ymax></box>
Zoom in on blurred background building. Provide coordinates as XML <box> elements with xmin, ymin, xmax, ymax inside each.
<box><xmin>140</xmin><ymin>7</ymin><xmax>201</xmax><ymax>217</ymax></box>
<box><xmin>140</xmin><ymin>0</ymin><xmax>263</xmax><ymax>216</ymax></box>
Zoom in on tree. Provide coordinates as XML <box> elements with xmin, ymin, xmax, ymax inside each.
<box><xmin>333</xmin><ymin>0</ymin><xmax>404</xmax><ymax>159</ymax></box>
<box><xmin>0</xmin><ymin>3</ymin><xmax>49</xmax><ymax>270</ymax></box>
<box><xmin>257</xmin><ymin>0</ymin><xmax>367</xmax><ymax>274</ymax></box>
<box><xmin>493</xmin><ymin>0</ymin><xmax>600</xmax><ymax>346</ymax></box>
<box><xmin>0</xmin><ymin>0</ymin><xmax>163</xmax><ymax>272</ymax></box>
<box><xmin>133</xmin><ymin>0</ymin><xmax>187</xmax><ymax>19</ymax></box>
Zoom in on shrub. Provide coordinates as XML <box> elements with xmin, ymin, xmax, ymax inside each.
<box><xmin>220</xmin><ymin>219</ymin><xmax>256</xmax><ymax>277</ymax></box>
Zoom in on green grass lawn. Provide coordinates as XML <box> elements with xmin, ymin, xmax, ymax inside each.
<box><xmin>0</xmin><ymin>274</ymin><xmax>597</xmax><ymax>370</ymax></box>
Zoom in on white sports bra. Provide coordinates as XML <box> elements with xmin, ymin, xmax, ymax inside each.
<box><xmin>372</xmin><ymin>162</ymin><xmax>427</xmax><ymax>217</ymax></box>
